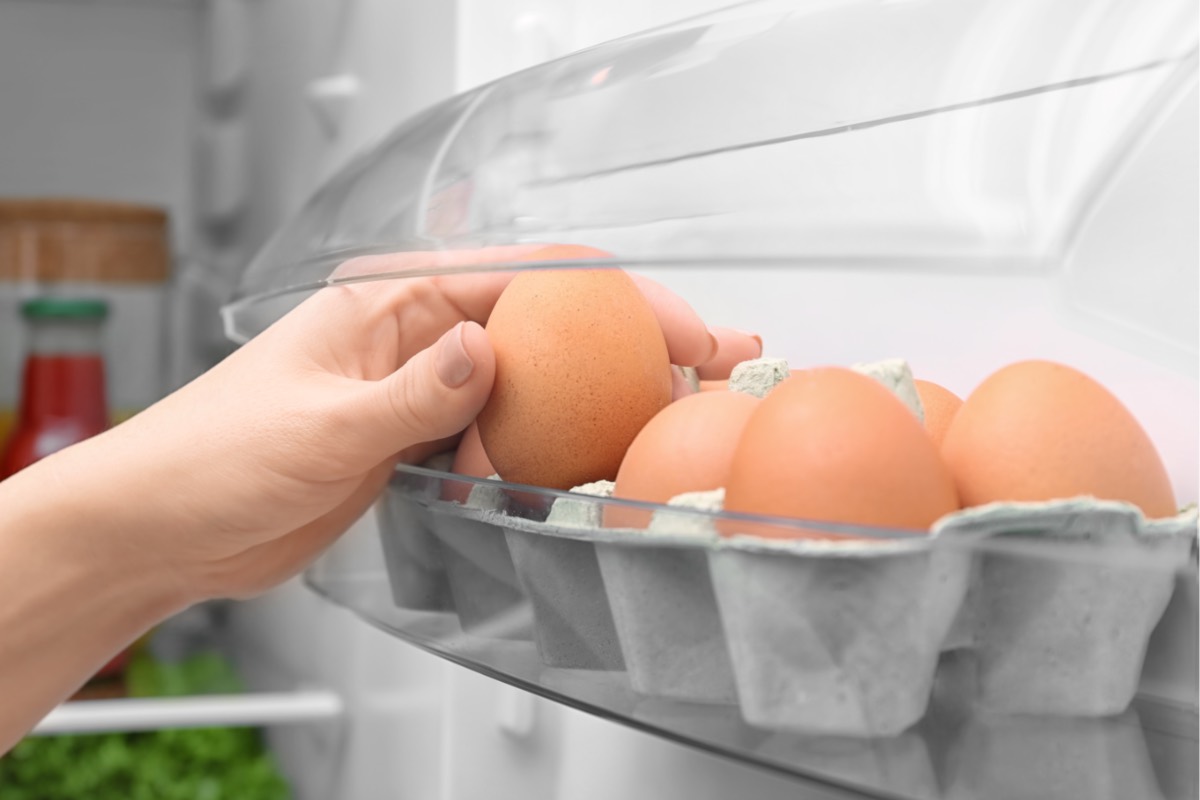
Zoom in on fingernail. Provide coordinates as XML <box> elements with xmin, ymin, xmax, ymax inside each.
<box><xmin>436</xmin><ymin>323</ymin><xmax>475</xmax><ymax>388</ymax></box>
<box><xmin>731</xmin><ymin>328</ymin><xmax>764</xmax><ymax>355</ymax></box>
<box><xmin>706</xmin><ymin>330</ymin><xmax>720</xmax><ymax>361</ymax></box>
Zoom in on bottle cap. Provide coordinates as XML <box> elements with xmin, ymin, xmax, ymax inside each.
<box><xmin>21</xmin><ymin>297</ymin><xmax>109</xmax><ymax>321</ymax></box>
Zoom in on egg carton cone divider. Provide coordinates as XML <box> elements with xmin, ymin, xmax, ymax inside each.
<box><xmin>594</xmin><ymin>529</ymin><xmax>738</xmax><ymax>704</ymax></box>
<box><xmin>710</xmin><ymin>531</ymin><xmax>972</xmax><ymax>738</ymax></box>
<box><xmin>934</xmin><ymin>499</ymin><xmax>1197</xmax><ymax>717</ymax></box>
<box><xmin>504</xmin><ymin>517</ymin><xmax>627</xmax><ymax>671</ymax></box>
<box><xmin>426</xmin><ymin>502</ymin><xmax>534</xmax><ymax>641</ymax></box>
<box><xmin>375</xmin><ymin>490</ymin><xmax>455</xmax><ymax>612</ymax></box>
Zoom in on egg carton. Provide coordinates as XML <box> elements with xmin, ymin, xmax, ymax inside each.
<box><xmin>379</xmin><ymin>468</ymin><xmax>1196</xmax><ymax>734</ymax></box>
<box><xmin>376</xmin><ymin>462</ymin><xmax>456</xmax><ymax>612</ymax></box>
<box><xmin>503</xmin><ymin>481</ymin><xmax>626</xmax><ymax>671</ymax></box>
<box><xmin>710</xmin><ymin>527</ymin><xmax>972</xmax><ymax>738</ymax></box>
<box><xmin>593</xmin><ymin>491</ymin><xmax>739</xmax><ymax>705</ymax></box>
<box><xmin>416</xmin><ymin>478</ymin><xmax>534</xmax><ymax>641</ymax></box>
<box><xmin>932</xmin><ymin>499</ymin><xmax>1197</xmax><ymax>716</ymax></box>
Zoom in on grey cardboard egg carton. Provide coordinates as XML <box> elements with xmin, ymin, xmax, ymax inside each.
<box><xmin>382</xmin><ymin>466</ymin><xmax>534</xmax><ymax>641</ymax></box>
<box><xmin>380</xmin><ymin>468</ymin><xmax>1196</xmax><ymax>737</ymax></box>
<box><xmin>375</xmin><ymin>454</ymin><xmax>455</xmax><ymax>612</ymax></box>
<box><xmin>711</xmin><ymin>525</ymin><xmax>972</xmax><ymax>737</ymax></box>
<box><xmin>594</xmin><ymin>490</ymin><xmax>739</xmax><ymax>704</ymax></box>
<box><xmin>932</xmin><ymin>499</ymin><xmax>1196</xmax><ymax>716</ymax></box>
<box><xmin>503</xmin><ymin>481</ymin><xmax>626</xmax><ymax>671</ymax></box>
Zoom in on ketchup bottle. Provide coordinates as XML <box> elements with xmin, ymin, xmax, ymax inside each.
<box><xmin>1</xmin><ymin>297</ymin><xmax>109</xmax><ymax>478</ymax></box>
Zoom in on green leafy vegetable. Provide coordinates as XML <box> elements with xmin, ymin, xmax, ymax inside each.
<box><xmin>0</xmin><ymin>652</ymin><xmax>291</xmax><ymax>799</ymax></box>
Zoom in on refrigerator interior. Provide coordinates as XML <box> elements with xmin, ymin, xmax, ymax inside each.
<box><xmin>1</xmin><ymin>1</ymin><xmax>1196</xmax><ymax>799</ymax></box>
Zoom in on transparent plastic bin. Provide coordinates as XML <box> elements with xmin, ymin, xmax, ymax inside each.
<box><xmin>226</xmin><ymin>0</ymin><xmax>1198</xmax><ymax>795</ymax></box>
<box><xmin>307</xmin><ymin>469</ymin><xmax>1197</xmax><ymax>796</ymax></box>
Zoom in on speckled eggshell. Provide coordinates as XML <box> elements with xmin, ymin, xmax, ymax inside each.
<box><xmin>941</xmin><ymin>360</ymin><xmax>1176</xmax><ymax>518</ymax></box>
<box><xmin>914</xmin><ymin>379</ymin><xmax>963</xmax><ymax>449</ymax></box>
<box><xmin>608</xmin><ymin>391</ymin><xmax>759</xmax><ymax>529</ymax></box>
<box><xmin>724</xmin><ymin>367</ymin><xmax>960</xmax><ymax>539</ymax></box>
<box><xmin>479</xmin><ymin>252</ymin><xmax>672</xmax><ymax>490</ymax></box>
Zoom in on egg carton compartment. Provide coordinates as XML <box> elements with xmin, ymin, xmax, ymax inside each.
<box><xmin>593</xmin><ymin>492</ymin><xmax>738</xmax><ymax>705</ymax></box>
<box><xmin>428</xmin><ymin>504</ymin><xmax>534</xmax><ymax>641</ymax></box>
<box><xmin>375</xmin><ymin>472</ymin><xmax>455</xmax><ymax>612</ymax></box>
<box><xmin>388</xmin><ymin>468</ymin><xmax>534</xmax><ymax>641</ymax></box>
<box><xmin>503</xmin><ymin>488</ymin><xmax>627</xmax><ymax>672</ymax></box>
<box><xmin>932</xmin><ymin>499</ymin><xmax>1197</xmax><ymax>717</ymax></box>
<box><xmin>710</xmin><ymin>527</ymin><xmax>972</xmax><ymax>738</ymax></box>
<box><xmin>596</xmin><ymin>536</ymin><xmax>737</xmax><ymax>704</ymax></box>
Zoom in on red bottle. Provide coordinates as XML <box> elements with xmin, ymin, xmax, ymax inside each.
<box><xmin>0</xmin><ymin>298</ymin><xmax>128</xmax><ymax>680</ymax></box>
<box><xmin>1</xmin><ymin>298</ymin><xmax>109</xmax><ymax>477</ymax></box>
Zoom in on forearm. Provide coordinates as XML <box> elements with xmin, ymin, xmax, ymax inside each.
<box><xmin>0</xmin><ymin>444</ymin><xmax>189</xmax><ymax>753</ymax></box>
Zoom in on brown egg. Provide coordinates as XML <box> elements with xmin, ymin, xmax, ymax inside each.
<box><xmin>941</xmin><ymin>360</ymin><xmax>1176</xmax><ymax>518</ymax></box>
<box><xmin>914</xmin><ymin>379</ymin><xmax>963</xmax><ymax>449</ymax></box>
<box><xmin>607</xmin><ymin>391</ymin><xmax>760</xmax><ymax>528</ymax></box>
<box><xmin>723</xmin><ymin>368</ymin><xmax>959</xmax><ymax>539</ymax></box>
<box><xmin>478</xmin><ymin>250</ymin><xmax>672</xmax><ymax>489</ymax></box>
<box><xmin>442</xmin><ymin>422</ymin><xmax>495</xmax><ymax>503</ymax></box>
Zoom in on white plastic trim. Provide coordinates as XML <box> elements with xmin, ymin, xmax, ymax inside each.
<box><xmin>30</xmin><ymin>690</ymin><xmax>343</xmax><ymax>735</ymax></box>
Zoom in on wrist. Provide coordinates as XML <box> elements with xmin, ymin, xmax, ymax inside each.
<box><xmin>0</xmin><ymin>447</ymin><xmax>192</xmax><ymax>750</ymax></box>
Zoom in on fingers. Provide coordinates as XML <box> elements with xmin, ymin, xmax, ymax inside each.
<box><xmin>331</xmin><ymin>245</ymin><xmax>545</xmax><ymax>281</ymax></box>
<box><xmin>353</xmin><ymin>321</ymin><xmax>496</xmax><ymax>464</ymax></box>
<box><xmin>332</xmin><ymin>245</ymin><xmax>543</xmax><ymax>328</ymax></box>
<box><xmin>629</xmin><ymin>274</ymin><xmax>717</xmax><ymax>367</ymax></box>
<box><xmin>326</xmin><ymin>247</ymin><xmax>762</xmax><ymax>390</ymax></box>
<box><xmin>696</xmin><ymin>326</ymin><xmax>764</xmax><ymax>379</ymax></box>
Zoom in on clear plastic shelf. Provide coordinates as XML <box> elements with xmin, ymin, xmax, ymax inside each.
<box><xmin>306</xmin><ymin>467</ymin><xmax>1198</xmax><ymax>800</ymax></box>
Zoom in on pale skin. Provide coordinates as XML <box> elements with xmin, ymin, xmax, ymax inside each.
<box><xmin>0</xmin><ymin>248</ymin><xmax>760</xmax><ymax>754</ymax></box>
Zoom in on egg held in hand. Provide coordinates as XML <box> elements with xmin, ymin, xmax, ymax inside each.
<box><xmin>478</xmin><ymin>264</ymin><xmax>672</xmax><ymax>490</ymax></box>
<box><xmin>723</xmin><ymin>367</ymin><xmax>960</xmax><ymax>539</ymax></box>
<box><xmin>607</xmin><ymin>390</ymin><xmax>760</xmax><ymax>528</ymax></box>
<box><xmin>941</xmin><ymin>360</ymin><xmax>1176</xmax><ymax>518</ymax></box>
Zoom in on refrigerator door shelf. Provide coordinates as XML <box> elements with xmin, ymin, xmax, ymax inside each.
<box><xmin>302</xmin><ymin>469</ymin><xmax>1199</xmax><ymax>800</ymax></box>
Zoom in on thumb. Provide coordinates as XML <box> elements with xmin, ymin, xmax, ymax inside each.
<box><xmin>360</xmin><ymin>321</ymin><xmax>496</xmax><ymax>462</ymax></box>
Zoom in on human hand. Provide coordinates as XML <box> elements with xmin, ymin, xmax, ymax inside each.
<box><xmin>53</xmin><ymin>247</ymin><xmax>762</xmax><ymax>603</ymax></box>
